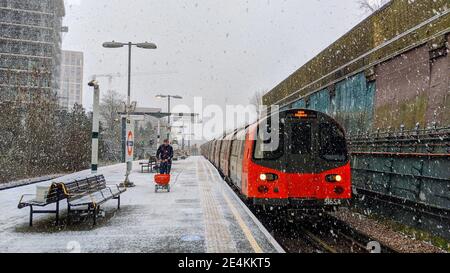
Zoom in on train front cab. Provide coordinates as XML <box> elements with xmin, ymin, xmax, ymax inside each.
<box><xmin>243</xmin><ymin>109</ymin><xmax>352</xmax><ymax>209</ymax></box>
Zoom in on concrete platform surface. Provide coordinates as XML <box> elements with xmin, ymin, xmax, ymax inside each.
<box><xmin>0</xmin><ymin>156</ymin><xmax>284</xmax><ymax>253</ymax></box>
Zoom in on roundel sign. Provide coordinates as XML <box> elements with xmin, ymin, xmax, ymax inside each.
<box><xmin>126</xmin><ymin>131</ymin><xmax>134</xmax><ymax>157</ymax></box>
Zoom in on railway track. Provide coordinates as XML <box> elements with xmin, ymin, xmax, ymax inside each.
<box><xmin>253</xmin><ymin>208</ymin><xmax>396</xmax><ymax>253</ymax></box>
<box><xmin>221</xmin><ymin>169</ymin><xmax>395</xmax><ymax>253</ymax></box>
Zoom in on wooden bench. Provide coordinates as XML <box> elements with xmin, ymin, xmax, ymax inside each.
<box><xmin>61</xmin><ymin>175</ymin><xmax>126</xmax><ymax>225</ymax></box>
<box><xmin>18</xmin><ymin>175</ymin><xmax>126</xmax><ymax>226</ymax></box>
<box><xmin>140</xmin><ymin>157</ymin><xmax>158</xmax><ymax>173</ymax></box>
<box><xmin>18</xmin><ymin>183</ymin><xmax>64</xmax><ymax>226</ymax></box>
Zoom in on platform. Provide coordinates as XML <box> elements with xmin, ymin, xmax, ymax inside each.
<box><xmin>0</xmin><ymin>157</ymin><xmax>284</xmax><ymax>253</ymax></box>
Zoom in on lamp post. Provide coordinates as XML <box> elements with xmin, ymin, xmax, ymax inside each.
<box><xmin>103</xmin><ymin>41</ymin><xmax>157</xmax><ymax>187</ymax></box>
<box><xmin>155</xmin><ymin>94</ymin><xmax>183</xmax><ymax>140</ymax></box>
<box><xmin>87</xmin><ymin>79</ymin><xmax>100</xmax><ymax>174</ymax></box>
<box><xmin>182</xmin><ymin>133</ymin><xmax>195</xmax><ymax>153</ymax></box>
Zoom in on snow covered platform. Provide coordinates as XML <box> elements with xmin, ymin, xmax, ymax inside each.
<box><xmin>0</xmin><ymin>156</ymin><xmax>283</xmax><ymax>253</ymax></box>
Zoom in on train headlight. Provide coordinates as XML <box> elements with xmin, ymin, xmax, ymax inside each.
<box><xmin>326</xmin><ymin>174</ymin><xmax>342</xmax><ymax>183</ymax></box>
<box><xmin>259</xmin><ymin>173</ymin><xmax>278</xmax><ymax>182</ymax></box>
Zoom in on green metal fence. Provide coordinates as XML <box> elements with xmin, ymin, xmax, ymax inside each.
<box><xmin>349</xmin><ymin>126</ymin><xmax>450</xmax><ymax>211</ymax></box>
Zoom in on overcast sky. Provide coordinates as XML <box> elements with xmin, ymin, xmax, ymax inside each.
<box><xmin>62</xmin><ymin>0</ymin><xmax>370</xmax><ymax>112</ymax></box>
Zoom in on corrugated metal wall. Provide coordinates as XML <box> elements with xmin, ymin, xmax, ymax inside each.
<box><xmin>350</xmin><ymin>128</ymin><xmax>450</xmax><ymax>211</ymax></box>
<box><xmin>333</xmin><ymin>73</ymin><xmax>375</xmax><ymax>134</ymax></box>
<box><xmin>309</xmin><ymin>88</ymin><xmax>330</xmax><ymax>114</ymax></box>
<box><xmin>289</xmin><ymin>72</ymin><xmax>376</xmax><ymax>135</ymax></box>
<box><xmin>292</xmin><ymin>99</ymin><xmax>306</xmax><ymax>109</ymax></box>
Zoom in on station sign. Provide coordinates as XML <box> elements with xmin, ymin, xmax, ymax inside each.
<box><xmin>125</xmin><ymin>120</ymin><xmax>134</xmax><ymax>163</ymax></box>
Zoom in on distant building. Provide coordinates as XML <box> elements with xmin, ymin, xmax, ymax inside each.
<box><xmin>0</xmin><ymin>0</ymin><xmax>65</xmax><ymax>102</ymax></box>
<box><xmin>59</xmin><ymin>50</ymin><xmax>83</xmax><ymax>110</ymax></box>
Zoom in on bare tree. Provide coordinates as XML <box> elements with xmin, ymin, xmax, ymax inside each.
<box><xmin>99</xmin><ymin>90</ymin><xmax>125</xmax><ymax>162</ymax></box>
<box><xmin>358</xmin><ymin>0</ymin><xmax>390</xmax><ymax>14</ymax></box>
<box><xmin>134</xmin><ymin>119</ymin><xmax>158</xmax><ymax>159</ymax></box>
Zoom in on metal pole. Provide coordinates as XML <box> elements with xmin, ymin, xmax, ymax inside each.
<box><xmin>122</xmin><ymin>42</ymin><xmax>135</xmax><ymax>187</ymax></box>
<box><xmin>167</xmin><ymin>96</ymin><xmax>171</xmax><ymax>140</ymax></box>
<box><xmin>127</xmin><ymin>42</ymin><xmax>132</xmax><ymax>109</ymax></box>
<box><xmin>157</xmin><ymin>119</ymin><xmax>161</xmax><ymax>149</ymax></box>
<box><xmin>121</xmin><ymin>117</ymin><xmax>126</xmax><ymax>163</ymax></box>
<box><xmin>181</xmin><ymin>120</ymin><xmax>185</xmax><ymax>150</ymax></box>
<box><xmin>91</xmin><ymin>83</ymin><xmax>100</xmax><ymax>173</ymax></box>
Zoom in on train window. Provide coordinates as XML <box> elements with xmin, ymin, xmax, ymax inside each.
<box><xmin>253</xmin><ymin>123</ymin><xmax>284</xmax><ymax>160</ymax></box>
<box><xmin>290</xmin><ymin>122</ymin><xmax>312</xmax><ymax>155</ymax></box>
<box><xmin>319</xmin><ymin>123</ymin><xmax>347</xmax><ymax>162</ymax></box>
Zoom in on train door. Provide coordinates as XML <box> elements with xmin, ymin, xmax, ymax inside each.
<box><xmin>285</xmin><ymin>117</ymin><xmax>318</xmax><ymax>198</ymax></box>
<box><xmin>214</xmin><ymin>141</ymin><xmax>222</xmax><ymax>167</ymax></box>
<box><xmin>229</xmin><ymin>138</ymin><xmax>239</xmax><ymax>186</ymax></box>
<box><xmin>235</xmin><ymin>139</ymin><xmax>245</xmax><ymax>189</ymax></box>
<box><xmin>235</xmin><ymin>129</ymin><xmax>247</xmax><ymax>189</ymax></box>
<box><xmin>210</xmin><ymin>141</ymin><xmax>216</xmax><ymax>162</ymax></box>
<box><xmin>219</xmin><ymin>140</ymin><xmax>226</xmax><ymax>174</ymax></box>
<box><xmin>221</xmin><ymin>134</ymin><xmax>233</xmax><ymax>178</ymax></box>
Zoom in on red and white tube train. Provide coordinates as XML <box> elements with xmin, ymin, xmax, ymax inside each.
<box><xmin>201</xmin><ymin>109</ymin><xmax>352</xmax><ymax>209</ymax></box>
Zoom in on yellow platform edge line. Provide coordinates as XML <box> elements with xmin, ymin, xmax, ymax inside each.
<box><xmin>202</xmin><ymin>161</ymin><xmax>263</xmax><ymax>253</ymax></box>
<box><xmin>222</xmin><ymin>192</ymin><xmax>263</xmax><ymax>253</ymax></box>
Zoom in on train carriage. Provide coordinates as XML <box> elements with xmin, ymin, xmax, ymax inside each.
<box><xmin>210</xmin><ymin>140</ymin><xmax>216</xmax><ymax>166</ymax></box>
<box><xmin>213</xmin><ymin>140</ymin><xmax>222</xmax><ymax>168</ymax></box>
<box><xmin>219</xmin><ymin>131</ymin><xmax>235</xmax><ymax>177</ymax></box>
<box><xmin>202</xmin><ymin>109</ymin><xmax>352</xmax><ymax>209</ymax></box>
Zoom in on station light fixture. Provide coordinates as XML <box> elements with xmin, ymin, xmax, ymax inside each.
<box><xmin>102</xmin><ymin>41</ymin><xmax>125</xmax><ymax>48</ymax></box>
<box><xmin>136</xmin><ymin>42</ymin><xmax>157</xmax><ymax>49</ymax></box>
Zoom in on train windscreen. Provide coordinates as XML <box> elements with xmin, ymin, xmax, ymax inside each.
<box><xmin>290</xmin><ymin>122</ymin><xmax>312</xmax><ymax>155</ymax></box>
<box><xmin>319</xmin><ymin>123</ymin><xmax>347</xmax><ymax>162</ymax></box>
<box><xmin>253</xmin><ymin>122</ymin><xmax>284</xmax><ymax>160</ymax></box>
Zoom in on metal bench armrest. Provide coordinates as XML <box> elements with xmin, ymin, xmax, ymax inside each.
<box><xmin>106</xmin><ymin>184</ymin><xmax>126</xmax><ymax>194</ymax></box>
<box><xmin>105</xmin><ymin>187</ymin><xmax>114</xmax><ymax>196</ymax></box>
<box><xmin>18</xmin><ymin>194</ymin><xmax>36</xmax><ymax>208</ymax></box>
<box><xmin>115</xmin><ymin>184</ymin><xmax>126</xmax><ymax>192</ymax></box>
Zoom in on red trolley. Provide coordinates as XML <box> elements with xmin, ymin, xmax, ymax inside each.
<box><xmin>154</xmin><ymin>174</ymin><xmax>171</xmax><ymax>192</ymax></box>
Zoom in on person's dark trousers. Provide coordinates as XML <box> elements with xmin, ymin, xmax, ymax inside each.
<box><xmin>160</xmin><ymin>162</ymin><xmax>169</xmax><ymax>174</ymax></box>
<box><xmin>159</xmin><ymin>162</ymin><xmax>167</xmax><ymax>174</ymax></box>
